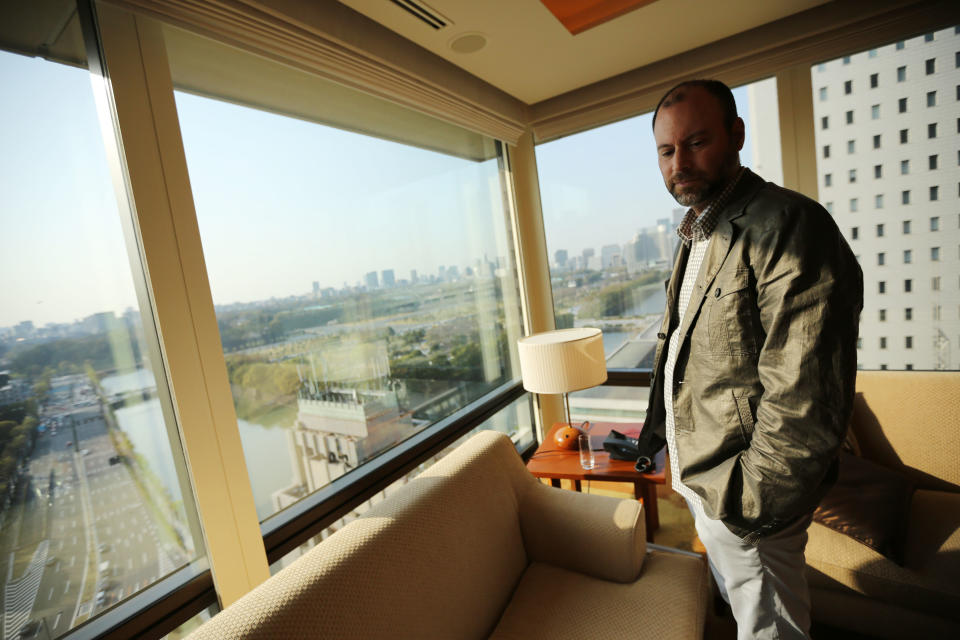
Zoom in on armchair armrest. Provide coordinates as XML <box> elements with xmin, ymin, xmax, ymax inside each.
<box><xmin>518</xmin><ymin>481</ymin><xmax>646</xmax><ymax>583</ymax></box>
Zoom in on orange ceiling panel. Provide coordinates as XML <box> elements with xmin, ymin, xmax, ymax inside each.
<box><xmin>541</xmin><ymin>0</ymin><xmax>660</xmax><ymax>35</ymax></box>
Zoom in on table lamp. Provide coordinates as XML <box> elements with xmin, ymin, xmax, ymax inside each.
<box><xmin>517</xmin><ymin>327</ymin><xmax>608</xmax><ymax>449</ymax></box>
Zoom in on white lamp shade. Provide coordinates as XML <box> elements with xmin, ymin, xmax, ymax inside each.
<box><xmin>517</xmin><ymin>328</ymin><xmax>607</xmax><ymax>394</ymax></box>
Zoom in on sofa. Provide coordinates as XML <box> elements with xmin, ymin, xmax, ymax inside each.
<box><xmin>804</xmin><ymin>371</ymin><xmax>960</xmax><ymax>637</ymax></box>
<box><xmin>187</xmin><ymin>430</ymin><xmax>709</xmax><ymax>639</ymax></box>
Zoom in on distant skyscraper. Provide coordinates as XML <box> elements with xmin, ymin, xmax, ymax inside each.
<box><xmin>312</xmin><ymin>281</ymin><xmax>320</xmax><ymax>295</ymax></box>
<box><xmin>554</xmin><ymin>249</ymin><xmax>568</xmax><ymax>269</ymax></box>
<box><xmin>410</xmin><ymin>269</ymin><xmax>418</xmax><ymax>284</ymax></box>
<box><xmin>437</xmin><ymin>265</ymin><xmax>447</xmax><ymax>282</ymax></box>
<box><xmin>600</xmin><ymin>244</ymin><xmax>621</xmax><ymax>269</ymax></box>
<box><xmin>364</xmin><ymin>271</ymin><xmax>379</xmax><ymax>290</ymax></box>
<box><xmin>581</xmin><ymin>248</ymin><xmax>595</xmax><ymax>268</ymax></box>
<box><xmin>381</xmin><ymin>269</ymin><xmax>395</xmax><ymax>287</ymax></box>
<box><xmin>447</xmin><ymin>265</ymin><xmax>459</xmax><ymax>280</ymax></box>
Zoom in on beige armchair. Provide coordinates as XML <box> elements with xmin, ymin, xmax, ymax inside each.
<box><xmin>188</xmin><ymin>430</ymin><xmax>709</xmax><ymax>639</ymax></box>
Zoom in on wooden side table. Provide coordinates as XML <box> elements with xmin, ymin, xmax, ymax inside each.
<box><xmin>526</xmin><ymin>422</ymin><xmax>666</xmax><ymax>542</ymax></box>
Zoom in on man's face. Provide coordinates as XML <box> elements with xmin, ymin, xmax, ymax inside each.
<box><xmin>653</xmin><ymin>87</ymin><xmax>744</xmax><ymax>211</ymax></box>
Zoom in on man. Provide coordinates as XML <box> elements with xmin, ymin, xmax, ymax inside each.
<box><xmin>635</xmin><ymin>80</ymin><xmax>862</xmax><ymax>639</ymax></box>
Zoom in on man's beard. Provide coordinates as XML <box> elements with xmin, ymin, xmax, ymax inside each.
<box><xmin>668</xmin><ymin>172</ymin><xmax>723</xmax><ymax>207</ymax></box>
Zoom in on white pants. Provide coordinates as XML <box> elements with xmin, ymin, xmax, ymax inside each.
<box><xmin>689</xmin><ymin>501</ymin><xmax>813</xmax><ymax>640</ymax></box>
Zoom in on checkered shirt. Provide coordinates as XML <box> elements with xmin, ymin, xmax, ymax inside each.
<box><xmin>663</xmin><ymin>168</ymin><xmax>744</xmax><ymax>514</ymax></box>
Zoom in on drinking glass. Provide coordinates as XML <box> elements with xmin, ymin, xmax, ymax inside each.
<box><xmin>578</xmin><ymin>433</ymin><xmax>595</xmax><ymax>470</ymax></box>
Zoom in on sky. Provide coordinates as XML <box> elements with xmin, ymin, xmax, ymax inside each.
<box><xmin>0</xmin><ymin>45</ymin><xmax>753</xmax><ymax>329</ymax></box>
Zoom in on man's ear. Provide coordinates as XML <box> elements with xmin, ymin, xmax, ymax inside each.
<box><xmin>732</xmin><ymin>117</ymin><xmax>745</xmax><ymax>151</ymax></box>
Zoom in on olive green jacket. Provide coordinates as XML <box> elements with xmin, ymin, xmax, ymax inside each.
<box><xmin>638</xmin><ymin>168</ymin><xmax>863</xmax><ymax>544</ymax></box>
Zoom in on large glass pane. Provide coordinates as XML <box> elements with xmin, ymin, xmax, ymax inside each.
<box><xmin>0</xmin><ymin>4</ymin><xmax>203</xmax><ymax>636</ymax></box>
<box><xmin>269</xmin><ymin>392</ymin><xmax>535</xmax><ymax>574</ymax></box>
<box><xmin>810</xmin><ymin>27</ymin><xmax>960</xmax><ymax>370</ymax></box>
<box><xmin>162</xmin><ymin>25</ymin><xmax>525</xmax><ymax>522</ymax></box>
<box><xmin>537</xmin><ymin>78</ymin><xmax>780</xmax><ymax>380</ymax></box>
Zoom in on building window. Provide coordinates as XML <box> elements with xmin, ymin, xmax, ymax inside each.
<box><xmin>847</xmin><ymin>139</ymin><xmax>855</xmax><ymax>154</ymax></box>
<box><xmin>930</xmin><ymin>185</ymin><xmax>939</xmax><ymax>201</ymax></box>
<box><xmin>877</xmin><ymin>252</ymin><xmax>885</xmax><ymax>266</ymax></box>
<box><xmin>925</xmin><ymin>58</ymin><xmax>935</xmax><ymax>75</ymax></box>
<box><xmin>873</xmin><ymin>134</ymin><xmax>881</xmax><ymax>149</ymax></box>
<box><xmin>857</xmin><ymin>338</ymin><xmax>863</xmax><ymax>349</ymax></box>
<box><xmin>877</xmin><ymin>223</ymin><xmax>885</xmax><ymax>237</ymax></box>
<box><xmin>874</xmin><ymin>164</ymin><xmax>882</xmax><ymax>179</ymax></box>
<box><xmin>843</xmin><ymin>55</ymin><xmax>852</xmax><ymax>64</ymax></box>
<box><xmin>821</xmin><ymin>116</ymin><xmax>829</xmax><ymax>129</ymax></box>
<box><xmin>875</xmin><ymin>194</ymin><xmax>884</xmax><ymax>209</ymax></box>
<box><xmin>933</xmin><ymin>305</ymin><xmax>942</xmax><ymax>321</ymax></box>
<box><xmin>903</xmin><ymin>220</ymin><xmax>911</xmax><ymax>234</ymax></box>
<box><xmin>957</xmin><ymin>51</ymin><xmax>960</xmax><ymax>67</ymax></box>
<box><xmin>880</xmin><ymin>337</ymin><xmax>887</xmax><ymax>349</ymax></box>
<box><xmin>896</xmin><ymin>41</ymin><xmax>905</xmax><ymax>50</ymax></box>
<box><xmin>849</xmin><ymin>169</ymin><xmax>857</xmax><ymax>183</ymax></box>
<box><xmin>929</xmin><ymin>154</ymin><xmax>938</xmax><ymax>170</ymax></box>
<box><xmin>928</xmin><ymin>122</ymin><xmax>937</xmax><ymax>138</ymax></box>
<box><xmin>902</xmin><ymin>190</ymin><xmax>910</xmax><ymax>204</ymax></box>
<box><xmin>851</xmin><ymin>226</ymin><xmax>859</xmax><ymax>240</ymax></box>
<box><xmin>823</xmin><ymin>145</ymin><xmax>830</xmax><ymax>158</ymax></box>
<box><xmin>901</xmin><ymin>159</ymin><xmax>909</xmax><ymax>174</ymax></box>
<box><xmin>849</xmin><ymin>198</ymin><xmax>858</xmax><ymax>212</ymax></box>
<box><xmin>932</xmin><ymin>276</ymin><xmax>941</xmax><ymax>291</ymax></box>
<box><xmin>844</xmin><ymin>79</ymin><xmax>852</xmax><ymax>94</ymax></box>
<box><xmin>904</xmin><ymin>249</ymin><xmax>912</xmax><ymax>263</ymax></box>
<box><xmin>905</xmin><ymin>364</ymin><xmax>913</xmax><ymax>370</ymax></box>
<box><xmin>905</xmin><ymin>307</ymin><xmax>913</xmax><ymax>320</ymax></box>
<box><xmin>824</xmin><ymin>173</ymin><xmax>832</xmax><ymax>187</ymax></box>
<box><xmin>870</xmin><ymin>72</ymin><xmax>878</xmax><ymax>87</ymax></box>
<box><xmin>897</xmin><ymin>65</ymin><xmax>906</xmax><ymax>82</ymax></box>
<box><xmin>898</xmin><ymin>97</ymin><xmax>907</xmax><ymax>113</ymax></box>
<box><xmin>925</xmin><ymin>33</ymin><xmax>934</xmax><ymax>42</ymax></box>
<box><xmin>846</xmin><ymin>110</ymin><xmax>854</xmax><ymax>124</ymax></box>
<box><xmin>819</xmin><ymin>86</ymin><xmax>828</xmax><ymax>101</ymax></box>
<box><xmin>905</xmin><ymin>336</ymin><xmax>913</xmax><ymax>349</ymax></box>
<box><xmin>826</xmin><ymin>202</ymin><xmax>834</xmax><ymax>214</ymax></box>
<box><xmin>900</xmin><ymin>128</ymin><xmax>908</xmax><ymax>143</ymax></box>
<box><xmin>880</xmin><ymin>364</ymin><xmax>888</xmax><ymax>370</ymax></box>
<box><xmin>879</xmin><ymin>281</ymin><xmax>886</xmax><ymax>294</ymax></box>
<box><xmin>904</xmin><ymin>279</ymin><xmax>912</xmax><ymax>293</ymax></box>
<box><xmin>927</xmin><ymin>91</ymin><xmax>937</xmax><ymax>107</ymax></box>
<box><xmin>931</xmin><ymin>247</ymin><xmax>940</xmax><ymax>261</ymax></box>
<box><xmin>879</xmin><ymin>309</ymin><xmax>886</xmax><ymax>321</ymax></box>
<box><xmin>930</xmin><ymin>216</ymin><xmax>940</xmax><ymax>231</ymax></box>
<box><xmin>871</xmin><ymin>104</ymin><xmax>880</xmax><ymax>119</ymax></box>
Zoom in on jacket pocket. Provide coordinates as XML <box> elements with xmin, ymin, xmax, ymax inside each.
<box><xmin>733</xmin><ymin>391</ymin><xmax>756</xmax><ymax>446</ymax></box>
<box><xmin>708</xmin><ymin>268</ymin><xmax>758</xmax><ymax>356</ymax></box>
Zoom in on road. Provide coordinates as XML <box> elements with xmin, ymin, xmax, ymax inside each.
<box><xmin>1</xmin><ymin>377</ymin><xmax>187</xmax><ymax>639</ymax></box>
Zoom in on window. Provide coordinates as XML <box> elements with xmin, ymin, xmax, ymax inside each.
<box><xmin>870</xmin><ymin>72</ymin><xmax>878</xmax><ymax>88</ymax></box>
<box><xmin>931</xmin><ymin>247</ymin><xmax>940</xmax><ymax>261</ymax></box>
<box><xmin>904</xmin><ymin>249</ymin><xmax>913</xmax><ymax>263</ymax></box>
<box><xmin>902</xmin><ymin>190</ymin><xmax>911</xmax><ymax>204</ymax></box>
<box><xmin>871</xmin><ymin>104</ymin><xmax>880</xmax><ymax>119</ymax></box>
<box><xmin>824</xmin><ymin>173</ymin><xmax>832</xmax><ymax>187</ymax></box>
<box><xmin>821</xmin><ymin>116</ymin><xmax>829</xmax><ymax>129</ymax></box>
<box><xmin>878</xmin><ymin>281</ymin><xmax>886</xmax><ymax>294</ymax></box>
<box><xmin>0</xmin><ymin>12</ymin><xmax>205</xmax><ymax>633</ymax></box>
<box><xmin>168</xmin><ymin>27</ymin><xmax>528</xmax><ymax>525</ymax></box>
<box><xmin>925</xmin><ymin>58</ymin><xmax>935</xmax><ymax>74</ymax></box>
<box><xmin>904</xmin><ymin>279</ymin><xmax>912</xmax><ymax>293</ymax></box>
<box><xmin>930</xmin><ymin>185</ymin><xmax>939</xmax><ymax>201</ymax></box>
<box><xmin>928</xmin><ymin>122</ymin><xmax>937</xmax><ymax>138</ymax></box>
<box><xmin>877</xmin><ymin>223</ymin><xmax>885</xmax><ymax>237</ymax></box>
<box><xmin>898</xmin><ymin>97</ymin><xmax>907</xmax><ymax>113</ymax></box>
<box><xmin>875</xmin><ymin>194</ymin><xmax>884</xmax><ymax>209</ymax></box>
<box><xmin>872</xmin><ymin>134</ymin><xmax>881</xmax><ymax>149</ymax></box>
<box><xmin>905</xmin><ymin>364</ymin><xmax>913</xmax><ymax>370</ymax></box>
<box><xmin>905</xmin><ymin>337</ymin><xmax>913</xmax><ymax>349</ymax></box>
<box><xmin>933</xmin><ymin>305</ymin><xmax>942</xmax><ymax>321</ymax></box>
<box><xmin>931</xmin><ymin>216</ymin><xmax>940</xmax><ymax>231</ymax></box>
<box><xmin>845</xmin><ymin>110</ymin><xmax>854</xmax><ymax>124</ymax></box>
<box><xmin>905</xmin><ymin>308</ymin><xmax>913</xmax><ymax>320</ymax></box>
<box><xmin>901</xmin><ymin>159</ymin><xmax>910</xmax><ymax>174</ymax></box>
<box><xmin>927</xmin><ymin>91</ymin><xmax>937</xmax><ymax>107</ymax></box>
<box><xmin>903</xmin><ymin>220</ymin><xmax>911</xmax><ymax>234</ymax></box>
<box><xmin>844</xmin><ymin>79</ymin><xmax>852</xmax><ymax>94</ymax></box>
<box><xmin>879</xmin><ymin>309</ymin><xmax>886</xmax><ymax>321</ymax></box>
<box><xmin>823</xmin><ymin>145</ymin><xmax>831</xmax><ymax>158</ymax></box>
<box><xmin>880</xmin><ymin>364</ymin><xmax>888</xmax><ymax>370</ymax></box>
<box><xmin>957</xmin><ymin>51</ymin><xmax>960</xmax><ymax>67</ymax></box>
<box><xmin>924</xmin><ymin>33</ymin><xmax>934</xmax><ymax>42</ymax></box>
<box><xmin>851</xmin><ymin>226</ymin><xmax>859</xmax><ymax>240</ymax></box>
<box><xmin>826</xmin><ymin>202</ymin><xmax>834</xmax><ymax>214</ymax></box>
<box><xmin>879</xmin><ymin>337</ymin><xmax>887</xmax><ymax>349</ymax></box>
<box><xmin>819</xmin><ymin>86</ymin><xmax>828</xmax><ymax>101</ymax></box>
<box><xmin>857</xmin><ymin>338</ymin><xmax>863</xmax><ymax>349</ymax></box>
<box><xmin>897</xmin><ymin>65</ymin><xmax>906</xmax><ymax>82</ymax></box>
<box><xmin>929</xmin><ymin>154</ymin><xmax>938</xmax><ymax>170</ymax></box>
<box><xmin>849</xmin><ymin>169</ymin><xmax>857</xmax><ymax>183</ymax></box>
<box><xmin>843</xmin><ymin>55</ymin><xmax>851</xmax><ymax>64</ymax></box>
<box><xmin>847</xmin><ymin>139</ymin><xmax>855</xmax><ymax>154</ymax></box>
<box><xmin>900</xmin><ymin>128</ymin><xmax>908</xmax><ymax>143</ymax></box>
<box><xmin>849</xmin><ymin>198</ymin><xmax>858</xmax><ymax>212</ymax></box>
<box><xmin>896</xmin><ymin>41</ymin><xmax>905</xmax><ymax>50</ymax></box>
<box><xmin>877</xmin><ymin>252</ymin><xmax>885</xmax><ymax>266</ymax></box>
<box><xmin>932</xmin><ymin>276</ymin><xmax>941</xmax><ymax>291</ymax></box>
<box><xmin>874</xmin><ymin>164</ymin><xmax>883</xmax><ymax>179</ymax></box>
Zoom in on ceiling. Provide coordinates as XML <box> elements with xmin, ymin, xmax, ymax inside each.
<box><xmin>338</xmin><ymin>0</ymin><xmax>831</xmax><ymax>104</ymax></box>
